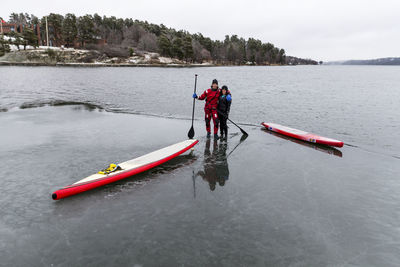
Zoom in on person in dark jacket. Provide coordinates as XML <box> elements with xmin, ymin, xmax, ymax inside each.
<box><xmin>217</xmin><ymin>85</ymin><xmax>232</xmax><ymax>139</ymax></box>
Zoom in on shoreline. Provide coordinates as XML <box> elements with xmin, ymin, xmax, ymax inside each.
<box><xmin>0</xmin><ymin>48</ymin><xmax>309</xmax><ymax>67</ymax></box>
<box><xmin>0</xmin><ymin>61</ymin><xmax>218</xmax><ymax>68</ymax></box>
<box><xmin>0</xmin><ymin>61</ymin><xmax>296</xmax><ymax>68</ymax></box>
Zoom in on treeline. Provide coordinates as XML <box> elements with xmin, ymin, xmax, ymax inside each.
<box><xmin>1</xmin><ymin>12</ymin><xmax>317</xmax><ymax>65</ymax></box>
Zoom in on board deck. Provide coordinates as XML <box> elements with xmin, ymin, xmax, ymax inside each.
<box><xmin>52</xmin><ymin>139</ymin><xmax>199</xmax><ymax>200</ymax></box>
<box><xmin>261</xmin><ymin>122</ymin><xmax>344</xmax><ymax>147</ymax></box>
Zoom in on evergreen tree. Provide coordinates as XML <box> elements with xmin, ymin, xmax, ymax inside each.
<box><xmin>0</xmin><ymin>35</ymin><xmax>11</xmax><ymax>57</ymax></box>
<box><xmin>172</xmin><ymin>38</ymin><xmax>184</xmax><ymax>60</ymax></box>
<box><xmin>22</xmin><ymin>27</ymin><xmax>38</xmax><ymax>49</ymax></box>
<box><xmin>46</xmin><ymin>13</ymin><xmax>64</xmax><ymax>44</ymax></box>
<box><xmin>158</xmin><ymin>35</ymin><xmax>171</xmax><ymax>56</ymax></box>
<box><xmin>77</xmin><ymin>15</ymin><xmax>96</xmax><ymax>47</ymax></box>
<box><xmin>62</xmin><ymin>14</ymin><xmax>77</xmax><ymax>47</ymax></box>
<box><xmin>183</xmin><ymin>36</ymin><xmax>193</xmax><ymax>62</ymax></box>
<box><xmin>278</xmin><ymin>48</ymin><xmax>286</xmax><ymax>64</ymax></box>
<box><xmin>14</xmin><ymin>33</ymin><xmax>23</xmax><ymax>50</ymax></box>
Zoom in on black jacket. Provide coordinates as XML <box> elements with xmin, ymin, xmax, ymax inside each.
<box><xmin>217</xmin><ymin>94</ymin><xmax>231</xmax><ymax>116</ymax></box>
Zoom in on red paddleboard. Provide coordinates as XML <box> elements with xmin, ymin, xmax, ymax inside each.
<box><xmin>261</xmin><ymin>122</ymin><xmax>344</xmax><ymax>148</ymax></box>
<box><xmin>52</xmin><ymin>139</ymin><xmax>199</xmax><ymax>200</ymax></box>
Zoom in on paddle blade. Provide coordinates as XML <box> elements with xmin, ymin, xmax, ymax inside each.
<box><xmin>240</xmin><ymin>133</ymin><xmax>249</xmax><ymax>142</ymax></box>
<box><xmin>188</xmin><ymin>126</ymin><xmax>195</xmax><ymax>139</ymax></box>
<box><xmin>240</xmin><ymin>128</ymin><xmax>248</xmax><ymax>136</ymax></box>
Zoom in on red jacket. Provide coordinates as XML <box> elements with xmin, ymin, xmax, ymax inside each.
<box><xmin>198</xmin><ymin>88</ymin><xmax>221</xmax><ymax>110</ymax></box>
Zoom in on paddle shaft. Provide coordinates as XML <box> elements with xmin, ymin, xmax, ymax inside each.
<box><xmin>217</xmin><ymin>109</ymin><xmax>248</xmax><ymax>135</ymax></box>
<box><xmin>191</xmin><ymin>75</ymin><xmax>198</xmax><ymax>127</ymax></box>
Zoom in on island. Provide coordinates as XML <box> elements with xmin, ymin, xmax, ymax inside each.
<box><xmin>0</xmin><ymin>12</ymin><xmax>317</xmax><ymax>67</ymax></box>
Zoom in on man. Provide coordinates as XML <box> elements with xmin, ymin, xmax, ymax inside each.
<box><xmin>193</xmin><ymin>79</ymin><xmax>221</xmax><ymax>139</ymax></box>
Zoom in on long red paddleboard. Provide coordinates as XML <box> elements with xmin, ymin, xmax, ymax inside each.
<box><xmin>261</xmin><ymin>122</ymin><xmax>344</xmax><ymax>147</ymax></box>
<box><xmin>52</xmin><ymin>139</ymin><xmax>199</xmax><ymax>200</ymax></box>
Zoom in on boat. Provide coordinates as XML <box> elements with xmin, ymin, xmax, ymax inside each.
<box><xmin>52</xmin><ymin>139</ymin><xmax>199</xmax><ymax>200</ymax></box>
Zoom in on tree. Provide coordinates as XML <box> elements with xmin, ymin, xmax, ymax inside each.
<box><xmin>0</xmin><ymin>35</ymin><xmax>11</xmax><ymax>57</ymax></box>
<box><xmin>278</xmin><ymin>48</ymin><xmax>286</xmax><ymax>64</ymax></box>
<box><xmin>192</xmin><ymin>39</ymin><xmax>210</xmax><ymax>63</ymax></box>
<box><xmin>171</xmin><ymin>37</ymin><xmax>184</xmax><ymax>60</ymax></box>
<box><xmin>9</xmin><ymin>13</ymin><xmax>28</xmax><ymax>24</ymax></box>
<box><xmin>22</xmin><ymin>27</ymin><xmax>38</xmax><ymax>49</ymax></box>
<box><xmin>77</xmin><ymin>15</ymin><xmax>96</xmax><ymax>47</ymax></box>
<box><xmin>183</xmin><ymin>36</ymin><xmax>193</xmax><ymax>62</ymax></box>
<box><xmin>158</xmin><ymin>35</ymin><xmax>171</xmax><ymax>56</ymax></box>
<box><xmin>12</xmin><ymin>33</ymin><xmax>23</xmax><ymax>50</ymax></box>
<box><xmin>46</xmin><ymin>13</ymin><xmax>64</xmax><ymax>45</ymax></box>
<box><xmin>62</xmin><ymin>14</ymin><xmax>77</xmax><ymax>47</ymax></box>
<box><xmin>270</xmin><ymin>47</ymin><xmax>279</xmax><ymax>63</ymax></box>
<box><xmin>31</xmin><ymin>15</ymin><xmax>39</xmax><ymax>26</ymax></box>
<box><xmin>138</xmin><ymin>32</ymin><xmax>158</xmax><ymax>52</ymax></box>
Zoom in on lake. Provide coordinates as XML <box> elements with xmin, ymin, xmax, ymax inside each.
<box><xmin>0</xmin><ymin>66</ymin><xmax>399</xmax><ymax>266</ymax></box>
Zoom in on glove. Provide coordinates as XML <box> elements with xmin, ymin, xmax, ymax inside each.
<box><xmin>193</xmin><ymin>93</ymin><xmax>198</xmax><ymax>98</ymax></box>
<box><xmin>226</xmin><ymin>95</ymin><xmax>232</xmax><ymax>101</ymax></box>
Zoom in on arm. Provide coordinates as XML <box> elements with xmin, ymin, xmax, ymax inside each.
<box><xmin>198</xmin><ymin>90</ymin><xmax>207</xmax><ymax>100</ymax></box>
<box><xmin>226</xmin><ymin>93</ymin><xmax>232</xmax><ymax>113</ymax></box>
<box><xmin>227</xmin><ymin>98</ymin><xmax>231</xmax><ymax>114</ymax></box>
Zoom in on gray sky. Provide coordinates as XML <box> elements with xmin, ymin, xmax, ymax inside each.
<box><xmin>2</xmin><ymin>0</ymin><xmax>399</xmax><ymax>61</ymax></box>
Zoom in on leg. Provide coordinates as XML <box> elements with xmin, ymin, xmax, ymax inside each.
<box><xmin>221</xmin><ymin>117</ymin><xmax>227</xmax><ymax>137</ymax></box>
<box><xmin>212</xmin><ymin>109</ymin><xmax>219</xmax><ymax>135</ymax></box>
<box><xmin>205</xmin><ymin>111</ymin><xmax>211</xmax><ymax>135</ymax></box>
<box><xmin>219</xmin><ymin>114</ymin><xmax>224</xmax><ymax>136</ymax></box>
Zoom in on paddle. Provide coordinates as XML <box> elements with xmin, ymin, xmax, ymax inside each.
<box><xmin>217</xmin><ymin>110</ymin><xmax>248</xmax><ymax>136</ymax></box>
<box><xmin>188</xmin><ymin>74</ymin><xmax>198</xmax><ymax>139</ymax></box>
<box><xmin>227</xmin><ymin>134</ymin><xmax>248</xmax><ymax>158</ymax></box>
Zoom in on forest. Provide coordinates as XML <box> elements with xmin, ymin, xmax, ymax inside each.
<box><xmin>1</xmin><ymin>13</ymin><xmax>317</xmax><ymax>65</ymax></box>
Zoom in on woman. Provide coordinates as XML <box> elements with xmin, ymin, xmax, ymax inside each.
<box><xmin>217</xmin><ymin>85</ymin><xmax>232</xmax><ymax>140</ymax></box>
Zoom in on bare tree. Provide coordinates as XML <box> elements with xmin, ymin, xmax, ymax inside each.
<box><xmin>137</xmin><ymin>32</ymin><xmax>158</xmax><ymax>52</ymax></box>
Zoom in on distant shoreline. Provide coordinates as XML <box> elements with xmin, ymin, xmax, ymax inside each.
<box><xmin>325</xmin><ymin>57</ymin><xmax>400</xmax><ymax>65</ymax></box>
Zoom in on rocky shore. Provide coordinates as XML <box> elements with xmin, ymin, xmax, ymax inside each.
<box><xmin>0</xmin><ymin>47</ymin><xmax>214</xmax><ymax>67</ymax></box>
<box><xmin>0</xmin><ymin>47</ymin><xmax>302</xmax><ymax>67</ymax></box>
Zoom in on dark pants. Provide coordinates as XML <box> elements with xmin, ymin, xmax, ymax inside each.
<box><xmin>219</xmin><ymin>114</ymin><xmax>228</xmax><ymax>136</ymax></box>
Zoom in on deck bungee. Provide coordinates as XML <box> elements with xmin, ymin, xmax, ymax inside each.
<box><xmin>261</xmin><ymin>122</ymin><xmax>344</xmax><ymax>147</ymax></box>
<box><xmin>52</xmin><ymin>139</ymin><xmax>199</xmax><ymax>200</ymax></box>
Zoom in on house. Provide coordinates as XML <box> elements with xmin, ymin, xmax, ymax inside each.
<box><xmin>1</xmin><ymin>21</ymin><xmax>42</xmax><ymax>45</ymax></box>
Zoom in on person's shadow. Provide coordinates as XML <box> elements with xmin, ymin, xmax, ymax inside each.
<box><xmin>196</xmin><ymin>139</ymin><xmax>229</xmax><ymax>191</ymax></box>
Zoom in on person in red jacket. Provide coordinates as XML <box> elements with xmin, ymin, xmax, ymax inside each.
<box><xmin>193</xmin><ymin>79</ymin><xmax>221</xmax><ymax>139</ymax></box>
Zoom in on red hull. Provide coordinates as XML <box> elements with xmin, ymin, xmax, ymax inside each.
<box><xmin>261</xmin><ymin>122</ymin><xmax>343</xmax><ymax>147</ymax></box>
<box><xmin>52</xmin><ymin>140</ymin><xmax>198</xmax><ymax>200</ymax></box>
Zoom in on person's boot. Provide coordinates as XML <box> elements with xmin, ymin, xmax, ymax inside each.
<box><xmin>214</xmin><ymin>134</ymin><xmax>219</xmax><ymax>140</ymax></box>
<box><xmin>207</xmin><ymin>132</ymin><xmax>211</xmax><ymax>138</ymax></box>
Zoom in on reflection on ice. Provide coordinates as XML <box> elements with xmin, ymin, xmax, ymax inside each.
<box><xmin>262</xmin><ymin>128</ymin><xmax>343</xmax><ymax>157</ymax></box>
<box><xmin>194</xmin><ymin>134</ymin><xmax>248</xmax><ymax>193</ymax></box>
<box><xmin>196</xmin><ymin>139</ymin><xmax>229</xmax><ymax>191</ymax></box>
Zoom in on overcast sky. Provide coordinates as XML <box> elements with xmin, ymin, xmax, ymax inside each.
<box><xmin>1</xmin><ymin>0</ymin><xmax>399</xmax><ymax>61</ymax></box>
